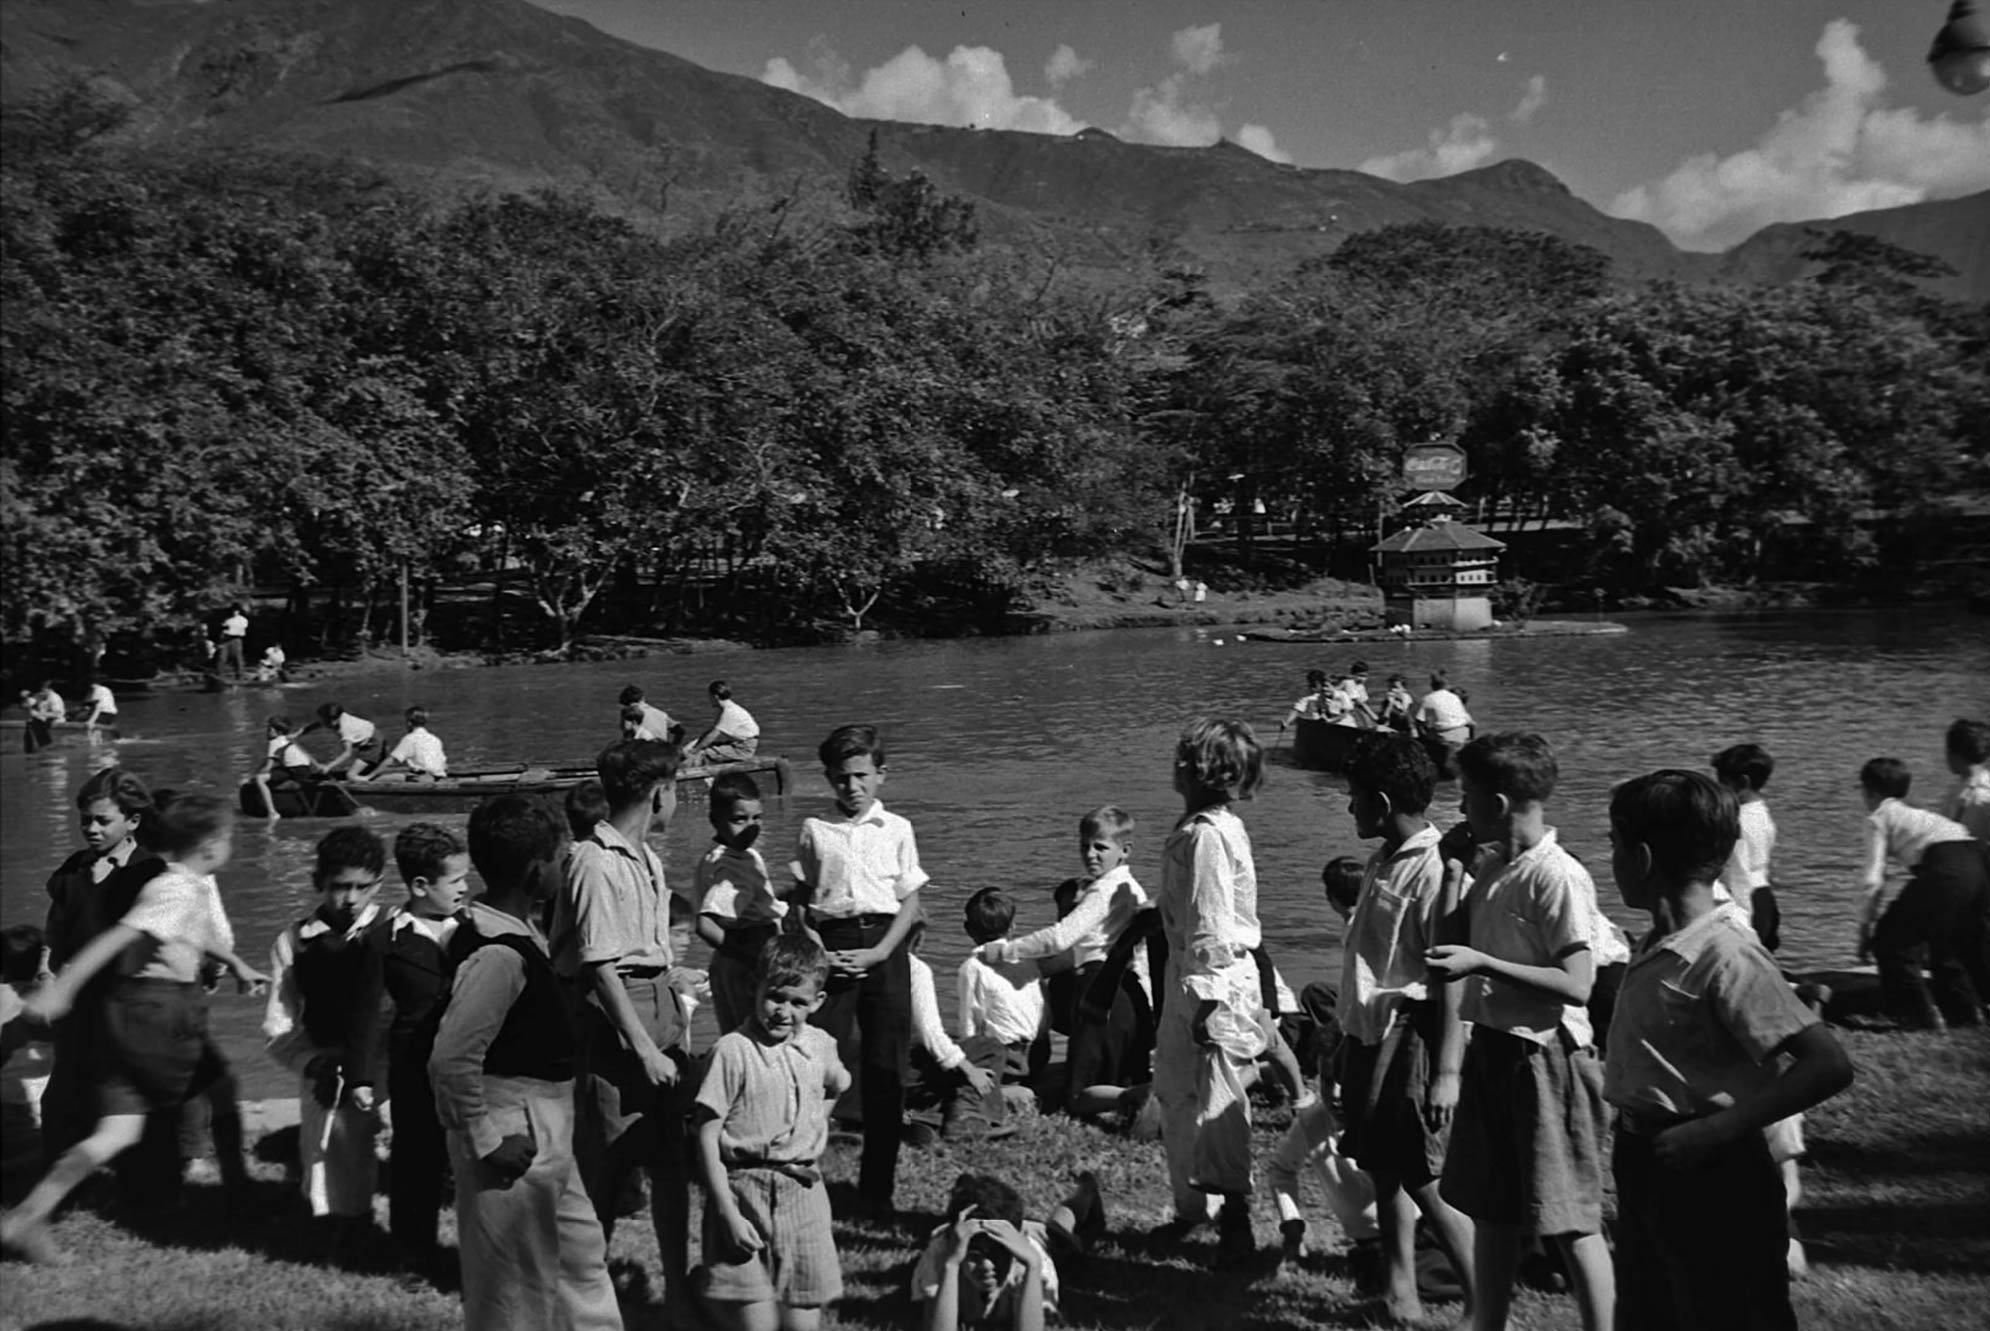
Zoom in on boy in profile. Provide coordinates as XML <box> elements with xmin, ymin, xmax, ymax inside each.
<box><xmin>1605</xmin><ymin>770</ymin><xmax>1853</xmax><ymax>1330</ymax></box>
<box><xmin>431</xmin><ymin>794</ymin><xmax>619</xmax><ymax>1330</ymax></box>
<box><xmin>1711</xmin><ymin>744</ymin><xmax>1779</xmax><ymax>949</ymax></box>
<box><xmin>791</xmin><ymin>724</ymin><xmax>929</xmax><ymax>1219</ymax></box>
<box><xmin>1427</xmin><ymin>732</ymin><xmax>1613</xmax><ymax>1331</ymax></box>
<box><xmin>1337</xmin><ymin>733</ymin><xmax>1475</xmax><ymax>1324</ymax></box>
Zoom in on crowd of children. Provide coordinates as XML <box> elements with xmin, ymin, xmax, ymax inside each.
<box><xmin>1</xmin><ymin>709</ymin><xmax>1986</xmax><ymax>1331</ymax></box>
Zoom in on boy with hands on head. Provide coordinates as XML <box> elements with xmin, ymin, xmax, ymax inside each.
<box><xmin>1604</xmin><ymin>770</ymin><xmax>1853</xmax><ymax>1331</ymax></box>
<box><xmin>692</xmin><ymin>934</ymin><xmax>850</xmax><ymax>1331</ymax></box>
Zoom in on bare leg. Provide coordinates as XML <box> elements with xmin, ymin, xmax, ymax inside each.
<box><xmin>253</xmin><ymin>774</ymin><xmax>281</xmax><ymax>822</ymax></box>
<box><xmin>1373</xmin><ymin>1175</ymin><xmax>1423</xmax><ymax>1323</ymax></box>
<box><xmin>2</xmin><ymin>1113</ymin><xmax>148</xmax><ymax>1252</ymax></box>
<box><xmin>1553</xmin><ymin>1231</ymin><xmax>1615</xmax><ymax>1331</ymax></box>
<box><xmin>1410</xmin><ymin>1179</ymin><xmax>1476</xmax><ymax>1326</ymax></box>
<box><xmin>723</xmin><ymin>1300</ymin><xmax>780</xmax><ymax>1331</ymax></box>
<box><xmin>778</xmin><ymin>1308</ymin><xmax>823</xmax><ymax>1331</ymax></box>
<box><xmin>1046</xmin><ymin>1171</ymin><xmax>1104</xmax><ymax>1253</ymax></box>
<box><xmin>1472</xmin><ymin>1220</ymin><xmax>1521</xmax><ymax>1331</ymax></box>
<box><xmin>1782</xmin><ymin>1159</ymin><xmax>1807</xmax><ymax>1277</ymax></box>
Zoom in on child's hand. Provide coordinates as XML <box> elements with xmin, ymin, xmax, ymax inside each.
<box><xmin>977</xmin><ymin>1217</ymin><xmax>1042</xmax><ymax>1272</ymax></box>
<box><xmin>1425</xmin><ymin>944</ymin><xmax>1487</xmax><ymax>980</ymax></box>
<box><xmin>962</xmin><ymin>1064</ymin><xmax>997</xmax><ymax>1097</ymax></box>
<box><xmin>720</xmin><ymin>1207</ymin><xmax>765</xmax><ymax>1261</ymax></box>
<box><xmin>481</xmin><ymin>1133</ymin><xmax>535</xmax><ymax>1187</ymax></box>
<box><xmin>974</xmin><ymin>941</ymin><xmax>1010</xmax><ymax>966</ymax></box>
<box><xmin>233</xmin><ymin>962</ymin><xmax>271</xmax><ymax>996</ymax></box>
<box><xmin>829</xmin><ymin>948</ymin><xmax>877</xmax><ymax>977</ymax></box>
<box><xmin>934</xmin><ymin>1205</ymin><xmax>980</xmax><ymax>1266</ymax></box>
<box><xmin>639</xmin><ymin>1044</ymin><xmax>681</xmax><ymax>1088</ymax></box>
<box><xmin>346</xmin><ymin>1084</ymin><xmax>377</xmax><ymax>1114</ymax></box>
<box><xmin>1653</xmin><ymin>1113</ymin><xmax>1737</xmax><ymax>1169</ymax></box>
<box><xmin>24</xmin><ymin>984</ymin><xmax>72</xmax><ymax>1024</ymax></box>
<box><xmin>1423</xmin><ymin>1069</ymin><xmax>1460</xmax><ymax>1132</ymax></box>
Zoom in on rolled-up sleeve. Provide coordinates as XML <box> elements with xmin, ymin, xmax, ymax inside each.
<box><xmin>429</xmin><ymin>946</ymin><xmax>525</xmax><ymax>1159</ymax></box>
<box><xmin>1183</xmin><ymin>825</ymin><xmax>1246</xmax><ymax>999</ymax></box>
<box><xmin>894</xmin><ymin>823</ymin><xmax>930</xmax><ymax>898</ymax></box>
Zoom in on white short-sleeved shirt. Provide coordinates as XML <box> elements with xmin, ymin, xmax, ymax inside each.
<box><xmin>269</xmin><ymin>734</ymin><xmax>312</xmax><ymax>769</ymax></box>
<box><xmin>388</xmin><ymin>728</ymin><xmax>448</xmax><ymax>777</ymax></box>
<box><xmin>693</xmin><ymin>842</ymin><xmax>786</xmax><ymax>925</ymax></box>
<box><xmin>1460</xmin><ymin>829</ymin><xmax>1594</xmax><ymax>1046</ymax></box>
<box><xmin>335</xmin><ymin>713</ymin><xmax>378</xmax><ymax>747</ymax></box>
<box><xmin>1944</xmin><ymin>768</ymin><xmax>1990</xmax><ymax>844</ymax></box>
<box><xmin>1603</xmin><ymin>909</ymin><xmax>1818</xmax><ymax>1117</ymax></box>
<box><xmin>714</xmin><ymin>699</ymin><xmax>760</xmax><ymax>740</ymax></box>
<box><xmin>793</xmin><ymin>801</ymin><xmax>929</xmax><ymax>917</ymax></box>
<box><xmin>86</xmin><ymin>684</ymin><xmax>117</xmax><ymax>717</ymax></box>
<box><xmin>1869</xmin><ymin>798</ymin><xmax>1972</xmax><ymax>870</ymax></box>
<box><xmin>1720</xmin><ymin>799</ymin><xmax>1776</xmax><ymax>898</ymax></box>
<box><xmin>119</xmin><ymin>867</ymin><xmax>235</xmax><ymax>983</ymax></box>
<box><xmin>1341</xmin><ymin>825</ymin><xmax>1443</xmax><ymax>1044</ymax></box>
<box><xmin>1416</xmin><ymin>688</ymin><xmax>1473</xmax><ymax>735</ymax></box>
<box><xmin>221</xmin><ymin>613</ymin><xmax>248</xmax><ymax>639</ymax></box>
<box><xmin>958</xmin><ymin>955</ymin><xmax>1046</xmax><ymax>1047</ymax></box>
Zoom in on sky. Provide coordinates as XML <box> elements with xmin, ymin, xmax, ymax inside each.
<box><xmin>528</xmin><ymin>0</ymin><xmax>1990</xmax><ymax>252</ymax></box>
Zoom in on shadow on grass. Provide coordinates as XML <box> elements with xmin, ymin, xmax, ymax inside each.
<box><xmin>1807</xmin><ymin>1127</ymin><xmax>1990</xmax><ymax>1180</ymax></box>
<box><xmin>1802</xmin><ymin>1198</ymin><xmax>1990</xmax><ymax>1276</ymax></box>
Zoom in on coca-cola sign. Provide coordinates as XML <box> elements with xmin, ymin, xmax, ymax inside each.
<box><xmin>1403</xmin><ymin>442</ymin><xmax>1468</xmax><ymax>491</ymax></box>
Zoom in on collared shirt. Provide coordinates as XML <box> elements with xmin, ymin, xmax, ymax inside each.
<box><xmin>388</xmin><ymin>727</ymin><xmax>448</xmax><ymax>777</ymax></box>
<box><xmin>554</xmin><ymin>820</ymin><xmax>672</xmax><ymax>976</ymax></box>
<box><xmin>1866</xmin><ymin>797</ymin><xmax>1972</xmax><ymax>874</ymax></box>
<box><xmin>1603</xmin><ymin>909</ymin><xmax>1817</xmax><ymax>1117</ymax></box>
<box><xmin>1416</xmin><ymin>688</ymin><xmax>1472</xmax><ymax>736</ymax></box>
<box><xmin>1718</xmin><ymin>800</ymin><xmax>1776</xmax><ymax>912</ymax></box>
<box><xmin>637</xmin><ymin>701</ymin><xmax>674</xmax><ymax>736</ymax></box>
<box><xmin>91</xmin><ymin>836</ymin><xmax>137</xmax><ymax>885</ymax></box>
<box><xmin>694</xmin><ymin>1023</ymin><xmax>848</xmax><ymax>1166</ymax></box>
<box><xmin>1460</xmin><ymin>829</ymin><xmax>1594</xmax><ymax>1046</ymax></box>
<box><xmin>714</xmin><ymin>699</ymin><xmax>760</xmax><ymax>740</ymax></box>
<box><xmin>1340</xmin><ymin>825</ymin><xmax>1443</xmax><ymax>1044</ymax></box>
<box><xmin>269</xmin><ymin>734</ymin><xmax>312</xmax><ymax>769</ymax></box>
<box><xmin>793</xmin><ymin>800</ymin><xmax>929</xmax><ymax>918</ymax></box>
<box><xmin>693</xmin><ymin>842</ymin><xmax>786</xmax><ymax>926</ymax></box>
<box><xmin>335</xmin><ymin>713</ymin><xmax>378</xmax><ymax>748</ymax></box>
<box><xmin>1158</xmin><ymin>805</ymin><xmax>1261</xmax><ymax>1005</ymax></box>
<box><xmin>264</xmin><ymin>901</ymin><xmax>383</xmax><ymax>1074</ymax></box>
<box><xmin>958</xmin><ymin>954</ymin><xmax>1046</xmax><ymax>1047</ymax></box>
<box><xmin>429</xmin><ymin>901</ymin><xmax>561</xmax><ymax>1158</ymax></box>
<box><xmin>385</xmin><ymin>906</ymin><xmax>457</xmax><ymax>950</ymax></box>
<box><xmin>995</xmin><ymin>864</ymin><xmax>1148</xmax><ymax>976</ymax></box>
<box><xmin>222</xmin><ymin>613</ymin><xmax>248</xmax><ymax>638</ymax></box>
<box><xmin>1946</xmin><ymin>766</ymin><xmax>1990</xmax><ymax>844</ymax></box>
<box><xmin>119</xmin><ymin>865</ymin><xmax>235</xmax><ymax>983</ymax></box>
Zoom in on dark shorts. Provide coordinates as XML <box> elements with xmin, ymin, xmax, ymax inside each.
<box><xmin>96</xmin><ymin>980</ymin><xmax>230</xmax><ymax>1117</ymax></box>
<box><xmin>701</xmin><ymin>1165</ymin><xmax>841</xmax><ymax>1307</ymax></box>
<box><xmin>1062</xmin><ymin>961</ymin><xmax>1152</xmax><ymax>1093</ymax></box>
<box><xmin>1338</xmin><ymin>1004</ymin><xmax>1448</xmax><ymax>1187</ymax></box>
<box><xmin>1440</xmin><ymin>1027</ymin><xmax>1608</xmax><ymax>1235</ymax></box>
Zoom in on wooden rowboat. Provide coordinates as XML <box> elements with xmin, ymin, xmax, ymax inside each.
<box><xmin>1292</xmin><ymin>717</ymin><xmax>1459</xmax><ymax>780</ymax></box>
<box><xmin>237</xmin><ymin>754</ymin><xmax>796</xmax><ymax>819</ymax></box>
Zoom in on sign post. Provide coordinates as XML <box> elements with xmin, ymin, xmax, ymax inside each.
<box><xmin>1402</xmin><ymin>442</ymin><xmax>1468</xmax><ymax>492</ymax></box>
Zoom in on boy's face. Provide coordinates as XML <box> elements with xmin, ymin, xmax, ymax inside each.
<box><xmin>711</xmin><ymin>797</ymin><xmax>764</xmax><ymax>851</ymax></box>
<box><xmin>826</xmin><ymin>754</ymin><xmax>885</xmax><ymax>818</ymax></box>
<box><xmin>318</xmin><ymin>864</ymin><xmax>383</xmax><ymax>929</ymax></box>
<box><xmin>653</xmin><ymin>778</ymin><xmax>679</xmax><ymax>828</ymax></box>
<box><xmin>1346</xmin><ymin>782</ymin><xmax>1390</xmax><ymax>840</ymax></box>
<box><xmin>411</xmin><ymin>851</ymin><xmax>471</xmax><ymax>919</ymax></box>
<box><xmin>1608</xmin><ymin>822</ymin><xmax>1656</xmax><ymax>911</ymax></box>
<box><xmin>753</xmin><ymin>975</ymin><xmax>825</xmax><ymax>1043</ymax></box>
<box><xmin>1458</xmin><ymin>774</ymin><xmax>1506</xmax><ymax>841</ymax></box>
<box><xmin>1081</xmin><ymin>830</ymin><xmax>1129</xmax><ymax>879</ymax></box>
<box><xmin>79</xmin><ymin>798</ymin><xmax>136</xmax><ymax>855</ymax></box>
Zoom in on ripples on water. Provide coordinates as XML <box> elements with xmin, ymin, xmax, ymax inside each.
<box><xmin>4</xmin><ymin>607</ymin><xmax>1985</xmax><ymax>1096</ymax></box>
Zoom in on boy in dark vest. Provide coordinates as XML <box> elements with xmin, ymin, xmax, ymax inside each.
<box><xmin>429</xmin><ymin>795</ymin><xmax>620</xmax><ymax>1330</ymax></box>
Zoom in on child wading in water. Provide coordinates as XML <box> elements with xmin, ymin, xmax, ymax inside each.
<box><xmin>3</xmin><ymin>792</ymin><xmax>268</xmax><ymax>1264</ymax></box>
<box><xmin>1152</xmin><ymin>718</ymin><xmax>1267</xmax><ymax>1268</ymax></box>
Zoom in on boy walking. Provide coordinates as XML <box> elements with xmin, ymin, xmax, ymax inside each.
<box><xmin>692</xmin><ymin>934</ymin><xmax>850</xmax><ymax>1331</ymax></box>
<box><xmin>263</xmin><ymin>826</ymin><xmax>389</xmax><ymax>1259</ymax></box>
<box><xmin>431</xmin><ymin>794</ymin><xmax>620</xmax><ymax>1331</ymax></box>
<box><xmin>367</xmin><ymin>822</ymin><xmax>470</xmax><ymax>1271</ymax></box>
<box><xmin>791</xmin><ymin>724</ymin><xmax>929</xmax><ymax>1218</ymax></box>
<box><xmin>1427</xmin><ymin>732</ymin><xmax>1614</xmax><ymax>1331</ymax></box>
<box><xmin>1605</xmin><ymin>770</ymin><xmax>1854</xmax><ymax>1331</ymax></box>
<box><xmin>1338</xmin><ymin>733</ymin><xmax>1476</xmax><ymax>1323</ymax></box>
<box><xmin>552</xmin><ymin>739</ymin><xmax>692</xmax><ymax>1304</ymax></box>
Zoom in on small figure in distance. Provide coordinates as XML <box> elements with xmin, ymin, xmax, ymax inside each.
<box><xmin>361</xmin><ymin>706</ymin><xmax>449</xmax><ymax>784</ymax></box>
<box><xmin>311</xmin><ymin>703</ymin><xmax>386</xmax><ymax>780</ymax></box>
<box><xmin>687</xmin><ymin>681</ymin><xmax>761</xmax><ymax>765</ymax></box>
<box><xmin>218</xmin><ymin>604</ymin><xmax>250</xmax><ymax>681</ymax></box>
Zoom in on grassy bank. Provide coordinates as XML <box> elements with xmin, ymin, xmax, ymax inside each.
<box><xmin>5</xmin><ymin>1028</ymin><xmax>1985</xmax><ymax>1331</ymax></box>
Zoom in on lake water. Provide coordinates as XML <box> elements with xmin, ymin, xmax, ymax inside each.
<box><xmin>4</xmin><ymin>608</ymin><xmax>1986</xmax><ymax>1098</ymax></box>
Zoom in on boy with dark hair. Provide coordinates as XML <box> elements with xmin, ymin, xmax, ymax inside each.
<box><xmin>264</xmin><ymin>825</ymin><xmax>389</xmax><ymax>1259</ymax></box>
<box><xmin>954</xmin><ymin>889</ymin><xmax>1047</xmax><ymax>1134</ymax></box>
<box><xmin>1606</xmin><ymin>770</ymin><xmax>1853</xmax><ymax>1331</ymax></box>
<box><xmin>432</xmin><ymin>794</ymin><xmax>619</xmax><ymax>1330</ymax></box>
<box><xmin>692</xmin><ymin>934</ymin><xmax>848</xmax><ymax>1331</ymax></box>
<box><xmin>1944</xmin><ymin>718</ymin><xmax>1990</xmax><ymax>843</ymax></box>
<box><xmin>1428</xmin><ymin>733</ymin><xmax>1613</xmax><ymax>1331</ymax></box>
<box><xmin>552</xmin><ymin>738</ymin><xmax>691</xmax><ymax>1306</ymax></box>
<box><xmin>695</xmin><ymin>773</ymin><xmax>786</xmax><ymax>1034</ymax></box>
<box><xmin>1711</xmin><ymin>744</ymin><xmax>1780</xmax><ymax>949</ymax></box>
<box><xmin>792</xmin><ymin>724</ymin><xmax>930</xmax><ymax>1218</ymax></box>
<box><xmin>1856</xmin><ymin>756</ymin><xmax>1988</xmax><ymax>1028</ymax></box>
<box><xmin>367</xmin><ymin>706</ymin><xmax>448</xmax><ymax>782</ymax></box>
<box><xmin>368</xmin><ymin>821</ymin><xmax>471</xmax><ymax>1272</ymax></box>
<box><xmin>1337</xmin><ymin>733</ymin><xmax>1476</xmax><ymax>1324</ymax></box>
<box><xmin>617</xmin><ymin>685</ymin><xmax>677</xmax><ymax>744</ymax></box>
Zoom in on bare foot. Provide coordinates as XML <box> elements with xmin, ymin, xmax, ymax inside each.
<box><xmin>1382</xmin><ymin>1286</ymin><xmax>1425</xmax><ymax>1326</ymax></box>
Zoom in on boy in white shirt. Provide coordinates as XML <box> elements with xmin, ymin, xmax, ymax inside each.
<box><xmin>1856</xmin><ymin>757</ymin><xmax>1988</xmax><ymax>1029</ymax></box>
<box><xmin>1944</xmin><ymin>719</ymin><xmax>1990</xmax><ymax>844</ymax></box>
<box><xmin>1712</xmin><ymin>744</ymin><xmax>1780</xmax><ymax>949</ymax></box>
<box><xmin>365</xmin><ymin>706</ymin><xmax>449</xmax><ymax>782</ymax></box>
<box><xmin>955</xmin><ymin>889</ymin><xmax>1047</xmax><ymax>1130</ymax></box>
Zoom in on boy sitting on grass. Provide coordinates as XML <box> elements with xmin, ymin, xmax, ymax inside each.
<box><xmin>1605</xmin><ymin>770</ymin><xmax>1853</xmax><ymax>1331</ymax></box>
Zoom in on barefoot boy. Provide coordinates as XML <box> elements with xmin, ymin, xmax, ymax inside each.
<box><xmin>1605</xmin><ymin>770</ymin><xmax>1853</xmax><ymax>1331</ymax></box>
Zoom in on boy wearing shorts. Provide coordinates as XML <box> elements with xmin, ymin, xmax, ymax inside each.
<box><xmin>693</xmin><ymin>934</ymin><xmax>849</xmax><ymax>1331</ymax></box>
<box><xmin>1428</xmin><ymin>732</ymin><xmax>1613</xmax><ymax>1331</ymax></box>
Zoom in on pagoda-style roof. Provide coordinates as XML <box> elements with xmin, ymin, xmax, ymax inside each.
<box><xmin>1371</xmin><ymin>517</ymin><xmax>1507</xmax><ymax>555</ymax></box>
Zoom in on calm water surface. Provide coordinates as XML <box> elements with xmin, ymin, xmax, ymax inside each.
<box><xmin>4</xmin><ymin>608</ymin><xmax>1986</xmax><ymax>1097</ymax></box>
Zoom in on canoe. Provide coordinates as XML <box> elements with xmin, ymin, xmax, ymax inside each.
<box><xmin>1292</xmin><ymin>717</ymin><xmax>1459</xmax><ymax>780</ymax></box>
<box><xmin>238</xmin><ymin>754</ymin><xmax>796</xmax><ymax>819</ymax></box>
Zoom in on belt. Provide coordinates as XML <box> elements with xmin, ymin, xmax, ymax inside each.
<box><xmin>730</xmin><ymin>1159</ymin><xmax>821</xmax><ymax>1186</ymax></box>
<box><xmin>1616</xmin><ymin>1107</ymin><xmax>1695</xmax><ymax>1138</ymax></box>
<box><xmin>616</xmin><ymin>963</ymin><xmax>668</xmax><ymax>980</ymax></box>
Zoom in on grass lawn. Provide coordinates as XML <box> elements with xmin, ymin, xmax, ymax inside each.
<box><xmin>4</xmin><ymin>1028</ymin><xmax>1985</xmax><ymax>1331</ymax></box>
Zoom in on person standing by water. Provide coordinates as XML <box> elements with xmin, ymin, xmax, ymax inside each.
<box><xmin>1414</xmin><ymin>672</ymin><xmax>1475</xmax><ymax>770</ymax></box>
<box><xmin>1855</xmin><ymin>757</ymin><xmax>1989</xmax><ymax>1029</ymax></box>
<box><xmin>218</xmin><ymin>605</ymin><xmax>249</xmax><ymax>681</ymax></box>
<box><xmin>1943</xmin><ymin>719</ymin><xmax>1990</xmax><ymax>844</ymax></box>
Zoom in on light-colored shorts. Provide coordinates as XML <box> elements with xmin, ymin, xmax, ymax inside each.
<box><xmin>700</xmin><ymin>1165</ymin><xmax>842</xmax><ymax>1307</ymax></box>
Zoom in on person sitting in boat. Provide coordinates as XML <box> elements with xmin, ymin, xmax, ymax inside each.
<box><xmin>21</xmin><ymin>682</ymin><xmax>65</xmax><ymax>753</ymax></box>
<box><xmin>621</xmin><ymin>703</ymin><xmax>668</xmax><ymax>742</ymax></box>
<box><xmin>1278</xmin><ymin>672</ymin><xmax>1337</xmax><ymax>737</ymax></box>
<box><xmin>1324</xmin><ymin>675</ymin><xmax>1363</xmax><ymax>728</ymax></box>
<box><xmin>249</xmin><ymin>716</ymin><xmax>323</xmax><ymax>822</ymax></box>
<box><xmin>617</xmin><ymin>684</ymin><xmax>681</xmax><ymax>745</ymax></box>
<box><xmin>686</xmin><ymin>680</ymin><xmax>760</xmax><ymax>765</ymax></box>
<box><xmin>1412</xmin><ymin>672</ymin><xmax>1474</xmax><ymax>763</ymax></box>
<box><xmin>253</xmin><ymin>645</ymin><xmax>288</xmax><ymax>684</ymax></box>
<box><xmin>1343</xmin><ymin>662</ymin><xmax>1380</xmax><ymax>727</ymax></box>
<box><xmin>1378</xmin><ymin>675</ymin><xmax>1416</xmax><ymax>735</ymax></box>
<box><xmin>311</xmin><ymin>703</ymin><xmax>386</xmax><ymax>779</ymax></box>
<box><xmin>358</xmin><ymin>706</ymin><xmax>449</xmax><ymax>783</ymax></box>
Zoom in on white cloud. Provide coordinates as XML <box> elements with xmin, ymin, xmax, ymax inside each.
<box><xmin>1170</xmin><ymin>23</ymin><xmax>1228</xmax><ymax>77</ymax></box>
<box><xmin>1512</xmin><ymin>74</ymin><xmax>1547</xmax><ymax>125</ymax></box>
<box><xmin>1611</xmin><ymin>20</ymin><xmax>1990</xmax><ymax>251</ymax></box>
<box><xmin>1359</xmin><ymin>113</ymin><xmax>1500</xmax><ymax>182</ymax></box>
<box><xmin>762</xmin><ymin>43</ymin><xmax>1085</xmax><ymax>135</ymax></box>
<box><xmin>1237</xmin><ymin>123</ymin><xmax>1292</xmax><ymax>164</ymax></box>
<box><xmin>1044</xmin><ymin>43</ymin><xmax>1093</xmax><ymax>87</ymax></box>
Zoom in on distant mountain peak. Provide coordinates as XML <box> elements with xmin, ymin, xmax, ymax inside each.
<box><xmin>1443</xmin><ymin>159</ymin><xmax>1571</xmax><ymax>195</ymax></box>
